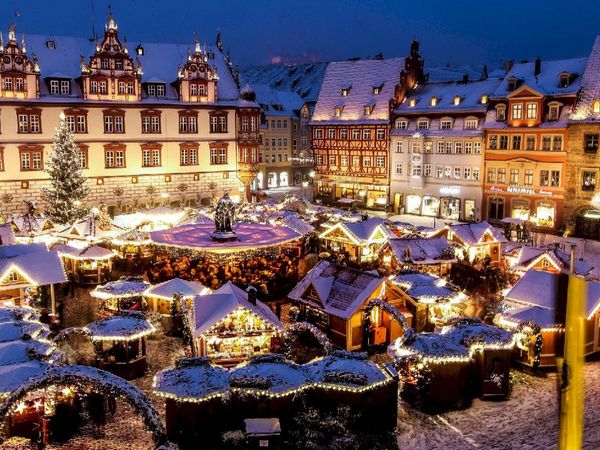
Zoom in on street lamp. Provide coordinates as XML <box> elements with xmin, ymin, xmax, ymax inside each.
<box><xmin>302</xmin><ymin>181</ymin><xmax>309</xmax><ymax>199</ymax></box>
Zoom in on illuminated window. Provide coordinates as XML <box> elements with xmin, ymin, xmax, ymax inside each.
<box><xmin>481</xmin><ymin>95</ymin><xmax>488</xmax><ymax>105</ymax></box>
<box><xmin>512</xmin><ymin>103</ymin><xmax>523</xmax><ymax>120</ymax></box>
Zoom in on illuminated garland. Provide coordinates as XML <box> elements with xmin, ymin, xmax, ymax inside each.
<box><xmin>515</xmin><ymin>321</ymin><xmax>543</xmax><ymax>369</ymax></box>
<box><xmin>0</xmin><ymin>365</ymin><xmax>171</xmax><ymax>448</ymax></box>
<box><xmin>283</xmin><ymin>322</ymin><xmax>334</xmax><ymax>357</ymax></box>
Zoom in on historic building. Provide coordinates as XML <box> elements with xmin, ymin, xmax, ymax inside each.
<box><xmin>291</xmin><ymin>101</ymin><xmax>315</xmax><ymax>186</ymax></box>
<box><xmin>482</xmin><ymin>57</ymin><xmax>587</xmax><ymax>231</ymax></box>
<box><xmin>310</xmin><ymin>41</ymin><xmax>424</xmax><ymax>209</ymax></box>
<box><xmin>565</xmin><ymin>36</ymin><xmax>600</xmax><ymax>238</ymax></box>
<box><xmin>390</xmin><ymin>73</ymin><xmax>500</xmax><ymax>220</ymax></box>
<box><xmin>0</xmin><ymin>14</ymin><xmax>260</xmax><ymax>216</ymax></box>
<box><xmin>252</xmin><ymin>84</ymin><xmax>303</xmax><ymax>190</ymax></box>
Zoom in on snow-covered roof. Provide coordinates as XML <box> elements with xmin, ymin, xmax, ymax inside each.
<box><xmin>306</xmin><ymin>351</ymin><xmax>388</xmax><ymax>387</ymax></box>
<box><xmin>276</xmin><ymin>214</ymin><xmax>315</xmax><ymax>236</ymax></box>
<box><xmin>397</xmin><ymin>78</ymin><xmax>501</xmax><ymax>114</ymax></box>
<box><xmin>311</xmin><ymin>58</ymin><xmax>405</xmax><ymax>124</ymax></box>
<box><xmin>10</xmin><ymin>215</ymin><xmax>54</xmax><ymax>236</ymax></box>
<box><xmin>0</xmin><ymin>243</ymin><xmax>67</xmax><ymax>288</ymax></box>
<box><xmin>492</xmin><ymin>57</ymin><xmax>587</xmax><ymax>98</ymax></box>
<box><xmin>52</xmin><ymin>243</ymin><xmax>115</xmax><ymax>260</ymax></box>
<box><xmin>288</xmin><ymin>260</ymin><xmax>383</xmax><ymax>319</ymax></box>
<box><xmin>436</xmin><ymin>221</ymin><xmax>507</xmax><ymax>246</ymax></box>
<box><xmin>441</xmin><ymin>319</ymin><xmax>514</xmax><ymax>348</ymax></box>
<box><xmin>390</xmin><ymin>273</ymin><xmax>464</xmax><ymax>303</ymax></box>
<box><xmin>22</xmin><ymin>34</ymin><xmax>241</xmax><ymax>101</ymax></box>
<box><xmin>386</xmin><ymin>236</ymin><xmax>456</xmax><ymax>265</ymax></box>
<box><xmin>388</xmin><ymin>332</ymin><xmax>470</xmax><ymax>360</ymax></box>
<box><xmin>0</xmin><ymin>225</ymin><xmax>16</xmax><ymax>246</ymax></box>
<box><xmin>390</xmin><ymin>116</ymin><xmax>485</xmax><ymax>138</ymax></box>
<box><xmin>507</xmin><ymin>244</ymin><xmax>592</xmax><ymax>276</ymax></box>
<box><xmin>0</xmin><ymin>360</ymin><xmax>51</xmax><ymax>396</ymax></box>
<box><xmin>85</xmin><ymin>314</ymin><xmax>156</xmax><ymax>340</ymax></box>
<box><xmin>144</xmin><ymin>278</ymin><xmax>211</xmax><ymax>299</ymax></box>
<box><xmin>572</xmin><ymin>36</ymin><xmax>600</xmax><ymax>122</ymax></box>
<box><xmin>57</xmin><ymin>217</ymin><xmax>126</xmax><ymax>242</ymax></box>
<box><xmin>230</xmin><ymin>354</ymin><xmax>309</xmax><ymax>394</ymax></box>
<box><xmin>252</xmin><ymin>84</ymin><xmax>304</xmax><ymax>117</ymax></box>
<box><xmin>190</xmin><ymin>282</ymin><xmax>283</xmax><ymax>337</ymax></box>
<box><xmin>0</xmin><ymin>339</ymin><xmax>57</xmax><ymax>366</ymax></box>
<box><xmin>0</xmin><ymin>306</ymin><xmax>37</xmax><ymax>323</ymax></box>
<box><xmin>153</xmin><ymin>357</ymin><xmax>230</xmax><ymax>401</ymax></box>
<box><xmin>242</xmin><ymin>62</ymin><xmax>328</xmax><ymax>102</ymax></box>
<box><xmin>320</xmin><ymin>217</ymin><xmax>395</xmax><ymax>244</ymax></box>
<box><xmin>90</xmin><ymin>276</ymin><xmax>150</xmax><ymax>299</ymax></box>
<box><xmin>426</xmin><ymin>64</ymin><xmax>503</xmax><ymax>83</ymax></box>
<box><xmin>0</xmin><ymin>320</ymin><xmax>48</xmax><ymax>343</ymax></box>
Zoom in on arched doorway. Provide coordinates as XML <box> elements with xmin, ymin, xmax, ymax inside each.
<box><xmin>575</xmin><ymin>208</ymin><xmax>600</xmax><ymax>239</ymax></box>
<box><xmin>0</xmin><ymin>365</ymin><xmax>169</xmax><ymax>448</ymax></box>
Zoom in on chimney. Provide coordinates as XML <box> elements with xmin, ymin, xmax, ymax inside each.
<box><xmin>462</xmin><ymin>74</ymin><xmax>469</xmax><ymax>83</ymax></box>
<box><xmin>246</xmin><ymin>286</ymin><xmax>257</xmax><ymax>305</ymax></box>
<box><xmin>534</xmin><ymin>57</ymin><xmax>541</xmax><ymax>76</ymax></box>
<box><xmin>504</xmin><ymin>59</ymin><xmax>514</xmax><ymax>74</ymax></box>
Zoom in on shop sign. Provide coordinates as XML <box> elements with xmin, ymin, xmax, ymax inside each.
<box><xmin>440</xmin><ymin>186</ymin><xmax>461</xmax><ymax>196</ymax></box>
<box><xmin>488</xmin><ymin>185</ymin><xmax>554</xmax><ymax>197</ymax></box>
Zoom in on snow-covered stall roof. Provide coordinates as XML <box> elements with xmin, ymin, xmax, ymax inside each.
<box><xmin>0</xmin><ymin>225</ymin><xmax>16</xmax><ymax>246</ymax></box>
<box><xmin>396</xmin><ymin>78</ymin><xmax>501</xmax><ymax>115</ymax></box>
<box><xmin>190</xmin><ymin>282</ymin><xmax>283</xmax><ymax>337</ymax></box>
<box><xmin>252</xmin><ymin>84</ymin><xmax>304</xmax><ymax>117</ymax></box>
<box><xmin>388</xmin><ymin>331</ymin><xmax>471</xmax><ymax>362</ymax></box>
<box><xmin>441</xmin><ymin>319</ymin><xmax>514</xmax><ymax>348</ymax></box>
<box><xmin>311</xmin><ymin>58</ymin><xmax>405</xmax><ymax>125</ymax></box>
<box><xmin>386</xmin><ymin>236</ymin><xmax>456</xmax><ymax>265</ymax></box>
<box><xmin>52</xmin><ymin>243</ymin><xmax>115</xmax><ymax>260</ymax></box>
<box><xmin>434</xmin><ymin>221</ymin><xmax>507</xmax><ymax>246</ymax></box>
<box><xmin>491</xmin><ymin>57</ymin><xmax>587</xmax><ymax>98</ymax></box>
<box><xmin>0</xmin><ymin>320</ymin><xmax>48</xmax><ymax>343</ymax></box>
<box><xmin>273</xmin><ymin>214</ymin><xmax>315</xmax><ymax>236</ymax></box>
<box><xmin>0</xmin><ymin>360</ymin><xmax>50</xmax><ymax>397</ymax></box>
<box><xmin>56</xmin><ymin>218</ymin><xmax>125</xmax><ymax>242</ymax></box>
<box><xmin>306</xmin><ymin>351</ymin><xmax>389</xmax><ymax>388</ymax></box>
<box><xmin>90</xmin><ymin>276</ymin><xmax>150</xmax><ymax>299</ymax></box>
<box><xmin>571</xmin><ymin>36</ymin><xmax>600</xmax><ymax>122</ymax></box>
<box><xmin>0</xmin><ymin>307</ymin><xmax>37</xmax><ymax>323</ymax></box>
<box><xmin>390</xmin><ymin>273</ymin><xmax>464</xmax><ymax>303</ymax></box>
<box><xmin>288</xmin><ymin>260</ymin><xmax>383</xmax><ymax>320</ymax></box>
<box><xmin>151</xmin><ymin>222</ymin><xmax>303</xmax><ymax>253</ymax></box>
<box><xmin>0</xmin><ymin>243</ymin><xmax>67</xmax><ymax>288</ymax></box>
<box><xmin>144</xmin><ymin>278</ymin><xmax>211</xmax><ymax>300</ymax></box>
<box><xmin>230</xmin><ymin>354</ymin><xmax>310</xmax><ymax>394</ymax></box>
<box><xmin>24</xmin><ymin>34</ymin><xmax>241</xmax><ymax>102</ymax></box>
<box><xmin>153</xmin><ymin>357</ymin><xmax>230</xmax><ymax>402</ymax></box>
<box><xmin>320</xmin><ymin>217</ymin><xmax>395</xmax><ymax>244</ymax></box>
<box><xmin>242</xmin><ymin>62</ymin><xmax>328</xmax><ymax>102</ymax></box>
<box><xmin>0</xmin><ymin>339</ymin><xmax>58</xmax><ymax>366</ymax></box>
<box><xmin>85</xmin><ymin>314</ymin><xmax>156</xmax><ymax>341</ymax></box>
<box><xmin>10</xmin><ymin>215</ymin><xmax>54</xmax><ymax>237</ymax></box>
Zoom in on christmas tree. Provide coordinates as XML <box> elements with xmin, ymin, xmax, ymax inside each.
<box><xmin>42</xmin><ymin>112</ymin><xmax>89</xmax><ymax>224</ymax></box>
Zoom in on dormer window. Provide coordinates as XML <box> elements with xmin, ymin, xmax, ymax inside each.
<box><xmin>46</xmin><ymin>39</ymin><xmax>55</xmax><ymax>49</ymax></box>
<box><xmin>146</xmin><ymin>83</ymin><xmax>166</xmax><ymax>97</ymax></box>
<box><xmin>496</xmin><ymin>104</ymin><xmax>506</xmax><ymax>121</ymax></box>
<box><xmin>453</xmin><ymin>96</ymin><xmax>461</xmax><ymax>106</ymax></box>
<box><xmin>341</xmin><ymin>83</ymin><xmax>351</xmax><ymax>96</ymax></box>
<box><xmin>440</xmin><ymin>119</ymin><xmax>453</xmax><ymax>130</ymax></box>
<box><xmin>372</xmin><ymin>83</ymin><xmax>383</xmax><ymax>94</ymax></box>
<box><xmin>548</xmin><ymin>102</ymin><xmax>561</xmax><ymax>121</ymax></box>
<box><xmin>409</xmin><ymin>98</ymin><xmax>417</xmax><ymax>107</ymax></box>
<box><xmin>507</xmin><ymin>77</ymin><xmax>519</xmax><ymax>92</ymax></box>
<box><xmin>594</xmin><ymin>100</ymin><xmax>600</xmax><ymax>114</ymax></box>
<box><xmin>559</xmin><ymin>72</ymin><xmax>571</xmax><ymax>88</ymax></box>
<box><xmin>464</xmin><ymin>118</ymin><xmax>479</xmax><ymax>130</ymax></box>
<box><xmin>364</xmin><ymin>105</ymin><xmax>373</xmax><ymax>115</ymax></box>
<box><xmin>334</xmin><ymin>106</ymin><xmax>343</xmax><ymax>117</ymax></box>
<box><xmin>430</xmin><ymin>97</ymin><xmax>438</xmax><ymax>106</ymax></box>
<box><xmin>480</xmin><ymin>95</ymin><xmax>488</xmax><ymax>105</ymax></box>
<box><xmin>48</xmin><ymin>78</ymin><xmax>70</xmax><ymax>96</ymax></box>
<box><xmin>136</xmin><ymin>44</ymin><xmax>144</xmax><ymax>56</ymax></box>
<box><xmin>417</xmin><ymin>119</ymin><xmax>429</xmax><ymax>130</ymax></box>
<box><xmin>395</xmin><ymin>119</ymin><xmax>408</xmax><ymax>129</ymax></box>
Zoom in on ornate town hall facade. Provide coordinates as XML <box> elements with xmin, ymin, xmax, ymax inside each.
<box><xmin>0</xmin><ymin>15</ymin><xmax>260</xmax><ymax>216</ymax></box>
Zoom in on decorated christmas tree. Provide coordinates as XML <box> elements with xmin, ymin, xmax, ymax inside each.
<box><xmin>42</xmin><ymin>112</ymin><xmax>89</xmax><ymax>224</ymax></box>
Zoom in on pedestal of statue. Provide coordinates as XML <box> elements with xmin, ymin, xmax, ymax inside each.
<box><xmin>209</xmin><ymin>231</ymin><xmax>239</xmax><ymax>242</ymax></box>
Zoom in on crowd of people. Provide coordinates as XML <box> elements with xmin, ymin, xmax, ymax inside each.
<box><xmin>144</xmin><ymin>248</ymin><xmax>302</xmax><ymax>300</ymax></box>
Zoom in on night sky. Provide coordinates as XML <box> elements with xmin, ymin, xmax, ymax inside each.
<box><xmin>2</xmin><ymin>0</ymin><xmax>598</xmax><ymax>69</ymax></box>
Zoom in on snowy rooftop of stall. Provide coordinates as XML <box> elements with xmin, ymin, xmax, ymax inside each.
<box><xmin>90</xmin><ymin>276</ymin><xmax>150</xmax><ymax>299</ymax></box>
<box><xmin>389</xmin><ymin>332</ymin><xmax>470</xmax><ymax>360</ymax></box>
<box><xmin>85</xmin><ymin>314</ymin><xmax>156</xmax><ymax>340</ymax></box>
<box><xmin>230</xmin><ymin>354</ymin><xmax>310</xmax><ymax>394</ymax></box>
<box><xmin>436</xmin><ymin>221</ymin><xmax>507</xmax><ymax>246</ymax></box>
<box><xmin>144</xmin><ymin>278</ymin><xmax>211</xmax><ymax>299</ymax></box>
<box><xmin>0</xmin><ymin>339</ymin><xmax>58</xmax><ymax>366</ymax></box>
<box><xmin>441</xmin><ymin>319</ymin><xmax>514</xmax><ymax>347</ymax></box>
<box><xmin>153</xmin><ymin>358</ymin><xmax>230</xmax><ymax>401</ymax></box>
<box><xmin>190</xmin><ymin>282</ymin><xmax>283</xmax><ymax>337</ymax></box>
<box><xmin>311</xmin><ymin>57</ymin><xmax>405</xmax><ymax>124</ymax></box>
<box><xmin>0</xmin><ymin>243</ymin><xmax>67</xmax><ymax>287</ymax></box>
<box><xmin>390</xmin><ymin>273</ymin><xmax>462</xmax><ymax>302</ymax></box>
<box><xmin>387</xmin><ymin>236</ymin><xmax>456</xmax><ymax>265</ymax></box>
<box><xmin>0</xmin><ymin>320</ymin><xmax>49</xmax><ymax>343</ymax></box>
<box><xmin>0</xmin><ymin>307</ymin><xmax>38</xmax><ymax>323</ymax></box>
<box><xmin>52</xmin><ymin>243</ymin><xmax>115</xmax><ymax>260</ymax></box>
<box><xmin>307</xmin><ymin>351</ymin><xmax>388</xmax><ymax>386</ymax></box>
<box><xmin>0</xmin><ymin>360</ymin><xmax>51</xmax><ymax>396</ymax></box>
<box><xmin>506</xmin><ymin>244</ymin><xmax>592</xmax><ymax>276</ymax></box>
<box><xmin>288</xmin><ymin>260</ymin><xmax>383</xmax><ymax>319</ymax></box>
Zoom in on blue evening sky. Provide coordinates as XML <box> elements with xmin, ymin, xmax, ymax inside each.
<box><xmin>1</xmin><ymin>0</ymin><xmax>598</xmax><ymax>69</ymax></box>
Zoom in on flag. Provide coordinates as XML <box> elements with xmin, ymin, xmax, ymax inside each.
<box><xmin>558</xmin><ymin>274</ymin><xmax>586</xmax><ymax>450</ymax></box>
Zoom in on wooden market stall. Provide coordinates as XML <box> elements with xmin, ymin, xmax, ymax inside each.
<box><xmin>90</xmin><ymin>276</ymin><xmax>150</xmax><ymax>315</ymax></box>
<box><xmin>379</xmin><ymin>236</ymin><xmax>457</xmax><ymax>276</ymax></box>
<box><xmin>288</xmin><ymin>260</ymin><xmax>408</xmax><ymax>350</ymax></box>
<box><xmin>143</xmin><ymin>277</ymin><xmax>211</xmax><ymax>315</ymax></box>
<box><xmin>503</xmin><ymin>243</ymin><xmax>592</xmax><ymax>277</ymax></box>
<box><xmin>386</xmin><ymin>273</ymin><xmax>467</xmax><ymax>332</ymax></box>
<box><xmin>84</xmin><ymin>313</ymin><xmax>156</xmax><ymax>379</ymax></box>
<box><xmin>51</xmin><ymin>243</ymin><xmax>115</xmax><ymax>285</ymax></box>
<box><xmin>431</xmin><ymin>221</ymin><xmax>507</xmax><ymax>264</ymax></box>
<box><xmin>188</xmin><ymin>282</ymin><xmax>284</xmax><ymax>366</ymax></box>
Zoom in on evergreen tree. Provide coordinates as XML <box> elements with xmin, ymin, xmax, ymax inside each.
<box><xmin>42</xmin><ymin>113</ymin><xmax>89</xmax><ymax>224</ymax></box>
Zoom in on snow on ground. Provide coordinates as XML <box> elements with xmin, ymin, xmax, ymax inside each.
<box><xmin>387</xmin><ymin>214</ymin><xmax>463</xmax><ymax>229</ymax></box>
<box><xmin>396</xmin><ymin>360</ymin><xmax>600</xmax><ymax>450</ymax></box>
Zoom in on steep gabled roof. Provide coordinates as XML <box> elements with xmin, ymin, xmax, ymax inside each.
<box><xmin>435</xmin><ymin>221</ymin><xmax>507</xmax><ymax>246</ymax></box>
<box><xmin>0</xmin><ymin>243</ymin><xmax>67</xmax><ymax>288</ymax></box>
<box><xmin>311</xmin><ymin>57</ymin><xmax>405</xmax><ymax>124</ymax></box>
<box><xmin>386</xmin><ymin>236</ymin><xmax>456</xmax><ymax>265</ymax></box>
<box><xmin>144</xmin><ymin>278</ymin><xmax>211</xmax><ymax>300</ymax></box>
<box><xmin>508</xmin><ymin>244</ymin><xmax>593</xmax><ymax>276</ymax></box>
<box><xmin>320</xmin><ymin>217</ymin><xmax>394</xmax><ymax>244</ymax></box>
<box><xmin>571</xmin><ymin>36</ymin><xmax>600</xmax><ymax>122</ymax></box>
<box><xmin>288</xmin><ymin>260</ymin><xmax>383</xmax><ymax>319</ymax></box>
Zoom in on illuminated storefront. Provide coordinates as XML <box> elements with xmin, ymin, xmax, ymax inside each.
<box><xmin>440</xmin><ymin>197</ymin><xmax>460</xmax><ymax>220</ymax></box>
<box><xmin>406</xmin><ymin>194</ymin><xmax>422</xmax><ymax>215</ymax></box>
<box><xmin>421</xmin><ymin>196</ymin><xmax>439</xmax><ymax>217</ymax></box>
<box><xmin>511</xmin><ymin>199</ymin><xmax>530</xmax><ymax>221</ymax></box>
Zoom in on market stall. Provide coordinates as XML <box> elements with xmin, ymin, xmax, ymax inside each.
<box><xmin>90</xmin><ymin>276</ymin><xmax>150</xmax><ymax>315</ymax></box>
<box><xmin>52</xmin><ymin>243</ymin><xmax>115</xmax><ymax>285</ymax></box>
<box><xmin>143</xmin><ymin>278</ymin><xmax>211</xmax><ymax>315</ymax></box>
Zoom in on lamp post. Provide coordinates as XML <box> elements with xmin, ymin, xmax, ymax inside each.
<box><xmin>302</xmin><ymin>181</ymin><xmax>309</xmax><ymax>200</ymax></box>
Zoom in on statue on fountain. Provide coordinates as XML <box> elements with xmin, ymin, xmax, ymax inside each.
<box><xmin>210</xmin><ymin>192</ymin><xmax>238</xmax><ymax>242</ymax></box>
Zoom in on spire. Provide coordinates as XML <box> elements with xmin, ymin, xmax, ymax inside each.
<box><xmin>8</xmin><ymin>23</ymin><xmax>16</xmax><ymax>42</ymax></box>
<box><xmin>194</xmin><ymin>32</ymin><xmax>201</xmax><ymax>53</ymax></box>
<box><xmin>106</xmin><ymin>5</ymin><xmax>117</xmax><ymax>31</ymax></box>
<box><xmin>0</xmin><ymin>31</ymin><xmax>3</xmax><ymax>51</ymax></box>
<box><xmin>216</xmin><ymin>30</ymin><xmax>223</xmax><ymax>52</ymax></box>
